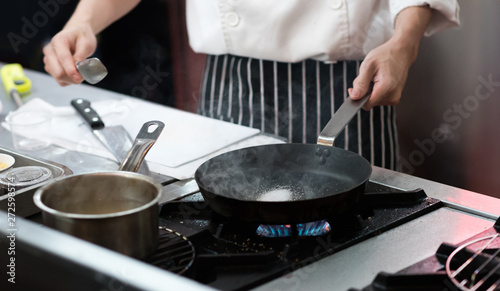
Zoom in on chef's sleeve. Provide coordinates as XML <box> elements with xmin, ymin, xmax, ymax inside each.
<box><xmin>389</xmin><ymin>0</ymin><xmax>460</xmax><ymax>36</ymax></box>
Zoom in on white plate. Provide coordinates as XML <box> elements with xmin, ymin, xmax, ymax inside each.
<box><xmin>0</xmin><ymin>154</ymin><xmax>15</xmax><ymax>172</ymax></box>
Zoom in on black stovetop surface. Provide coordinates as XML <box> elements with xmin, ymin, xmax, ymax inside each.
<box><xmin>152</xmin><ymin>181</ymin><xmax>442</xmax><ymax>291</ymax></box>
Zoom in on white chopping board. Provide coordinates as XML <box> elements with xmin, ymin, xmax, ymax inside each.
<box><xmin>112</xmin><ymin>98</ymin><xmax>261</xmax><ymax>167</ymax></box>
<box><xmin>147</xmin><ymin>134</ymin><xmax>286</xmax><ymax>179</ymax></box>
<box><xmin>3</xmin><ymin>98</ymin><xmax>261</xmax><ymax>169</ymax></box>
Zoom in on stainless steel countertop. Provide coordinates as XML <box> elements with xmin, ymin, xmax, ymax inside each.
<box><xmin>1</xmin><ymin>65</ymin><xmax>500</xmax><ymax>291</ymax></box>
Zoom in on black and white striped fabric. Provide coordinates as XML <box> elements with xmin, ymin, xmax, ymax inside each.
<box><xmin>198</xmin><ymin>54</ymin><xmax>399</xmax><ymax>170</ymax></box>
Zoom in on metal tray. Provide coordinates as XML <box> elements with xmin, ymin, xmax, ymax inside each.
<box><xmin>0</xmin><ymin>147</ymin><xmax>73</xmax><ymax>217</ymax></box>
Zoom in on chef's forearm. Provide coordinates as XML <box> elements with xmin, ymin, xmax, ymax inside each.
<box><xmin>65</xmin><ymin>0</ymin><xmax>142</xmax><ymax>34</ymax></box>
<box><xmin>392</xmin><ymin>6</ymin><xmax>433</xmax><ymax>63</ymax></box>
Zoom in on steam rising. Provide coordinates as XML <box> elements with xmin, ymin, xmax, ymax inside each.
<box><xmin>196</xmin><ymin>144</ymin><xmax>366</xmax><ymax>202</ymax></box>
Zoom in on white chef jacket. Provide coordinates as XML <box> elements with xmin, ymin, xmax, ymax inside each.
<box><xmin>186</xmin><ymin>0</ymin><xmax>460</xmax><ymax>63</ymax></box>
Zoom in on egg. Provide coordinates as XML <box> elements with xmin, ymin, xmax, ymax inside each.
<box><xmin>0</xmin><ymin>153</ymin><xmax>15</xmax><ymax>172</ymax></box>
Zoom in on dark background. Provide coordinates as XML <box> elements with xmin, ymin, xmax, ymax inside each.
<box><xmin>0</xmin><ymin>0</ymin><xmax>175</xmax><ymax>106</ymax></box>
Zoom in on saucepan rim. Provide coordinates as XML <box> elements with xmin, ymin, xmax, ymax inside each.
<box><xmin>33</xmin><ymin>171</ymin><xmax>162</xmax><ymax>219</ymax></box>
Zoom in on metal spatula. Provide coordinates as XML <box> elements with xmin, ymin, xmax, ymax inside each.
<box><xmin>76</xmin><ymin>58</ymin><xmax>108</xmax><ymax>84</ymax></box>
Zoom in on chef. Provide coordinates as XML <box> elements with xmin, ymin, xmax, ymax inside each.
<box><xmin>42</xmin><ymin>0</ymin><xmax>460</xmax><ymax>171</ymax></box>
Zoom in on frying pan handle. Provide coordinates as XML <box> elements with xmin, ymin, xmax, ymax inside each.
<box><xmin>119</xmin><ymin>120</ymin><xmax>165</xmax><ymax>172</ymax></box>
<box><xmin>317</xmin><ymin>82</ymin><xmax>373</xmax><ymax>147</ymax></box>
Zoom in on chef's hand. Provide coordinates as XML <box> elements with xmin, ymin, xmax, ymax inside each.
<box><xmin>43</xmin><ymin>0</ymin><xmax>141</xmax><ymax>86</ymax></box>
<box><xmin>43</xmin><ymin>24</ymin><xmax>97</xmax><ymax>86</ymax></box>
<box><xmin>348</xmin><ymin>37</ymin><xmax>414</xmax><ymax>110</ymax></box>
<box><xmin>349</xmin><ymin>6</ymin><xmax>432</xmax><ymax>110</ymax></box>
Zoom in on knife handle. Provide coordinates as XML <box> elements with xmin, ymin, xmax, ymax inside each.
<box><xmin>71</xmin><ymin>98</ymin><xmax>105</xmax><ymax>130</ymax></box>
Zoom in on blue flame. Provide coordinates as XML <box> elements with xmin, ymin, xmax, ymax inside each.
<box><xmin>256</xmin><ymin>220</ymin><xmax>331</xmax><ymax>237</ymax></box>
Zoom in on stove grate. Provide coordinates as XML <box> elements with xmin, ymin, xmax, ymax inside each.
<box><xmin>157</xmin><ymin>183</ymin><xmax>443</xmax><ymax>290</ymax></box>
<box><xmin>446</xmin><ymin>233</ymin><xmax>500</xmax><ymax>291</ymax></box>
<box><xmin>144</xmin><ymin>227</ymin><xmax>195</xmax><ymax>275</ymax></box>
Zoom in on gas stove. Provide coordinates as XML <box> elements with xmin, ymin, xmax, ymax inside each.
<box><xmin>1</xmin><ymin>167</ymin><xmax>499</xmax><ymax>291</ymax></box>
<box><xmin>143</xmin><ymin>181</ymin><xmax>441</xmax><ymax>291</ymax></box>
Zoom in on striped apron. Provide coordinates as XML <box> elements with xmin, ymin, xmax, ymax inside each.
<box><xmin>198</xmin><ymin>54</ymin><xmax>399</xmax><ymax>171</ymax></box>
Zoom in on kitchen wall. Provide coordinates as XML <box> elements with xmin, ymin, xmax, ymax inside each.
<box><xmin>165</xmin><ymin>0</ymin><xmax>206</xmax><ymax>113</ymax></box>
<box><xmin>397</xmin><ymin>0</ymin><xmax>500</xmax><ymax>198</ymax></box>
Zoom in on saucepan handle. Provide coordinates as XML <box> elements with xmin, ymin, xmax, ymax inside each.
<box><xmin>317</xmin><ymin>82</ymin><xmax>373</xmax><ymax>147</ymax></box>
<box><xmin>119</xmin><ymin>120</ymin><xmax>165</xmax><ymax>172</ymax></box>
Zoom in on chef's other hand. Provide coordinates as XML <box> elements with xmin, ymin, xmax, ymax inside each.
<box><xmin>43</xmin><ymin>24</ymin><xmax>97</xmax><ymax>86</ymax></box>
<box><xmin>348</xmin><ymin>38</ymin><xmax>414</xmax><ymax>110</ymax></box>
<box><xmin>348</xmin><ymin>6</ymin><xmax>432</xmax><ymax>110</ymax></box>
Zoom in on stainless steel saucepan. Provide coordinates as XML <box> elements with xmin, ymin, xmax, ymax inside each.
<box><xmin>34</xmin><ymin>120</ymin><xmax>164</xmax><ymax>258</ymax></box>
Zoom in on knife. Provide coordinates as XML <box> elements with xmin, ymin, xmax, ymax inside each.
<box><xmin>71</xmin><ymin>98</ymin><xmax>150</xmax><ymax>174</ymax></box>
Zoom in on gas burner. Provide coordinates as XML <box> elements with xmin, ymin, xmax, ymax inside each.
<box><xmin>157</xmin><ymin>183</ymin><xmax>442</xmax><ymax>291</ymax></box>
<box><xmin>256</xmin><ymin>220</ymin><xmax>331</xmax><ymax>237</ymax></box>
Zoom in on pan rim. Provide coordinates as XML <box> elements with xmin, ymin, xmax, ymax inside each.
<box><xmin>195</xmin><ymin>143</ymin><xmax>372</xmax><ymax>203</ymax></box>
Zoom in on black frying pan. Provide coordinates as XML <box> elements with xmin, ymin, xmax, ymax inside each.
<box><xmin>195</xmin><ymin>86</ymin><xmax>373</xmax><ymax>224</ymax></box>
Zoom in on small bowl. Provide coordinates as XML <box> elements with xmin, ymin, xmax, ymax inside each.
<box><xmin>0</xmin><ymin>166</ymin><xmax>52</xmax><ymax>190</ymax></box>
<box><xmin>0</xmin><ymin>154</ymin><xmax>15</xmax><ymax>172</ymax></box>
